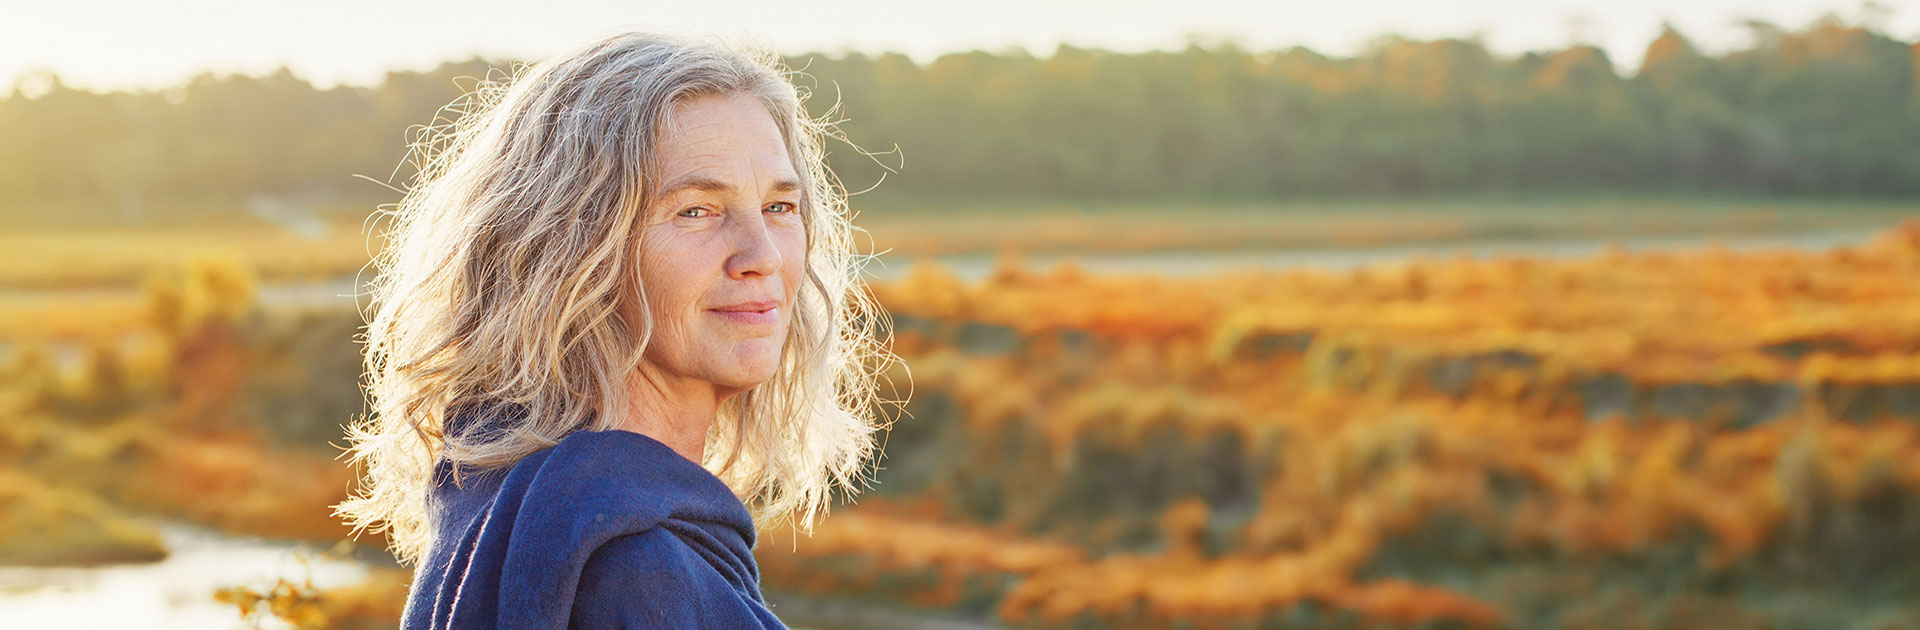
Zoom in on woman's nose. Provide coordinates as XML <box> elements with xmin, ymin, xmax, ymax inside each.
<box><xmin>725</xmin><ymin>208</ymin><xmax>784</xmax><ymax>279</ymax></box>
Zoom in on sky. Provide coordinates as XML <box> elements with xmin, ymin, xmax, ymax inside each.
<box><xmin>2</xmin><ymin>0</ymin><xmax>1916</xmax><ymax>94</ymax></box>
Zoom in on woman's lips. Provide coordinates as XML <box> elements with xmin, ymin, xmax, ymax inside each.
<box><xmin>710</xmin><ymin>305</ymin><xmax>779</xmax><ymax>325</ymax></box>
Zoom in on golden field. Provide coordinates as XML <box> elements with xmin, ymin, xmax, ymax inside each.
<box><xmin>2</xmin><ymin>214</ymin><xmax>1917</xmax><ymax>629</ymax></box>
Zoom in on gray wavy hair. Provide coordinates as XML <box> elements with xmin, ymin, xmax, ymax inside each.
<box><xmin>334</xmin><ymin>30</ymin><xmax>898</xmax><ymax>565</ymax></box>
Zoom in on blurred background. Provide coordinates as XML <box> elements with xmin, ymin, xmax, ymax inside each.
<box><xmin>4</xmin><ymin>1</ymin><xmax>1920</xmax><ymax>628</ymax></box>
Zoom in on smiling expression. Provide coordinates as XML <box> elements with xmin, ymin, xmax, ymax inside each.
<box><xmin>629</xmin><ymin>93</ymin><xmax>807</xmax><ymax>398</ymax></box>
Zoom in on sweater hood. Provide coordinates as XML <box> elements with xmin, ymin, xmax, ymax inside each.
<box><xmin>402</xmin><ymin>407</ymin><xmax>761</xmax><ymax>629</ymax></box>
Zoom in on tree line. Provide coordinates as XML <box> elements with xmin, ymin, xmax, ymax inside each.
<box><xmin>3</xmin><ymin>16</ymin><xmax>1917</xmax><ymax>225</ymax></box>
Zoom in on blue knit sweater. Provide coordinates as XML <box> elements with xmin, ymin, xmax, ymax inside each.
<box><xmin>399</xmin><ymin>415</ymin><xmax>787</xmax><ymax>629</ymax></box>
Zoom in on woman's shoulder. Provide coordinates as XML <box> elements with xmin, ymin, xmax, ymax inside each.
<box><xmin>435</xmin><ymin>427</ymin><xmax>744</xmax><ymax>532</ymax></box>
<box><xmin>430</xmin><ymin>428</ymin><xmax>757</xmax><ymax>583</ymax></box>
<box><xmin>571</xmin><ymin>526</ymin><xmax>786</xmax><ymax>628</ymax></box>
<box><xmin>406</xmin><ymin>427</ymin><xmax>773</xmax><ymax>629</ymax></box>
<box><xmin>539</xmin><ymin>431</ymin><xmax>782</xmax><ymax>625</ymax></box>
<box><xmin>503</xmin><ymin>429</ymin><xmax>733</xmax><ymax>526</ymax></box>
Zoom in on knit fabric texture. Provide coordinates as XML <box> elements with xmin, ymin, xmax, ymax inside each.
<box><xmin>399</xmin><ymin>412</ymin><xmax>786</xmax><ymax>629</ymax></box>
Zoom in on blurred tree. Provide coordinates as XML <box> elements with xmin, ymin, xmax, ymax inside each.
<box><xmin>3</xmin><ymin>15</ymin><xmax>1919</xmax><ymax>228</ymax></box>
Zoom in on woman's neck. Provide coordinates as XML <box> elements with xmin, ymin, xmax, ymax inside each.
<box><xmin>617</xmin><ymin>367</ymin><xmax>724</xmax><ymax>464</ymax></box>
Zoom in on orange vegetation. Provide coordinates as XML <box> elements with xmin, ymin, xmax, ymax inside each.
<box><xmin>757</xmin><ymin>505</ymin><xmax>1086</xmax><ymax>610</ymax></box>
<box><xmin>877</xmin><ymin>218</ymin><xmax>1920</xmax><ymax>406</ymax></box>
<box><xmin>2</xmin><ymin>256</ymin><xmax>368</xmax><ymax>548</ymax></box>
<box><xmin>798</xmin><ymin>219</ymin><xmax>1920</xmax><ymax>627</ymax></box>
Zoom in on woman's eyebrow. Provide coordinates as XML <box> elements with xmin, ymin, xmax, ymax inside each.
<box><xmin>657</xmin><ymin>173</ymin><xmax>802</xmax><ymax>197</ymax></box>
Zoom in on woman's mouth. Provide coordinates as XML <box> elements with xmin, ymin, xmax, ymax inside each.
<box><xmin>710</xmin><ymin>303</ymin><xmax>779</xmax><ymax>325</ymax></box>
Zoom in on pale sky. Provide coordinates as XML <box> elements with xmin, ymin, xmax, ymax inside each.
<box><xmin>3</xmin><ymin>0</ymin><xmax>1915</xmax><ymax>94</ymax></box>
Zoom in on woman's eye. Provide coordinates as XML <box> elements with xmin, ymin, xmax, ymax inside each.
<box><xmin>677</xmin><ymin>207</ymin><xmax>710</xmax><ymax>218</ymax></box>
<box><xmin>765</xmin><ymin>202</ymin><xmax>797</xmax><ymax>214</ymax></box>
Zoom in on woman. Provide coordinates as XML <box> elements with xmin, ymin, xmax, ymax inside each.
<box><xmin>334</xmin><ymin>30</ymin><xmax>897</xmax><ymax>629</ymax></box>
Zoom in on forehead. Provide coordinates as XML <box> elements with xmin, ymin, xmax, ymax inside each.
<box><xmin>653</xmin><ymin>94</ymin><xmax>795</xmax><ymax>182</ymax></box>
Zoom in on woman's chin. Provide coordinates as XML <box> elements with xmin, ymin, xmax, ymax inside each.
<box><xmin>718</xmin><ymin>355</ymin><xmax>780</xmax><ymax>389</ymax></box>
<box><xmin>714</xmin><ymin>372</ymin><xmax>774</xmax><ymax>400</ymax></box>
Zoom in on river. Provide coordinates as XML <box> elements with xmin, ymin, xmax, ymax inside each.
<box><xmin>0</xmin><ymin>522</ymin><xmax>374</xmax><ymax>629</ymax></box>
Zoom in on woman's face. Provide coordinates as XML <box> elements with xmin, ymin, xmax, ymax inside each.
<box><xmin>631</xmin><ymin>93</ymin><xmax>806</xmax><ymax>398</ymax></box>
